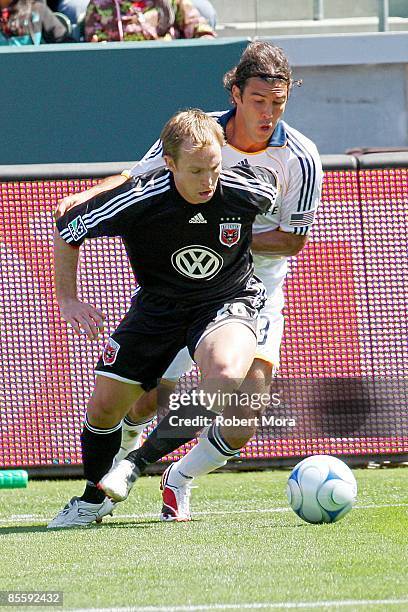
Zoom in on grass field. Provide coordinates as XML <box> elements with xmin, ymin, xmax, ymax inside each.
<box><xmin>0</xmin><ymin>468</ymin><xmax>407</xmax><ymax>611</ymax></box>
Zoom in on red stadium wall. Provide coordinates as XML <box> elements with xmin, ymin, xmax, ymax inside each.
<box><xmin>0</xmin><ymin>157</ymin><xmax>407</xmax><ymax>471</ymax></box>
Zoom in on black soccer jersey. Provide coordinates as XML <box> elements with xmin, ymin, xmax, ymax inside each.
<box><xmin>57</xmin><ymin>165</ymin><xmax>279</xmax><ymax>304</ymax></box>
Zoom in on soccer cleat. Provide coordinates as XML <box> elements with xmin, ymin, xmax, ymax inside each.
<box><xmin>98</xmin><ymin>459</ymin><xmax>140</xmax><ymax>502</ymax></box>
<box><xmin>160</xmin><ymin>464</ymin><xmax>192</xmax><ymax>522</ymax></box>
<box><xmin>112</xmin><ymin>428</ymin><xmax>142</xmax><ymax>467</ymax></box>
<box><xmin>47</xmin><ymin>496</ymin><xmax>116</xmax><ymax>529</ymax></box>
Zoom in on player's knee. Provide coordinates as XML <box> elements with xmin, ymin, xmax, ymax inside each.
<box><xmin>213</xmin><ymin>363</ymin><xmax>246</xmax><ymax>387</ymax></box>
<box><xmin>86</xmin><ymin>396</ymin><xmax>122</xmax><ymax>426</ymax></box>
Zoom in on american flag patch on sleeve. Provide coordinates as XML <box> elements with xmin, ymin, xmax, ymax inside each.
<box><xmin>289</xmin><ymin>209</ymin><xmax>316</xmax><ymax>227</ymax></box>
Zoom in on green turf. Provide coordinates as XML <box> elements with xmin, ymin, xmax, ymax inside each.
<box><xmin>0</xmin><ymin>468</ymin><xmax>407</xmax><ymax>611</ymax></box>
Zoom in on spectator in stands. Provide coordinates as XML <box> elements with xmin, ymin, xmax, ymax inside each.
<box><xmin>0</xmin><ymin>0</ymin><xmax>72</xmax><ymax>43</ymax></box>
<box><xmin>52</xmin><ymin>0</ymin><xmax>215</xmax><ymax>41</ymax></box>
<box><xmin>84</xmin><ymin>0</ymin><xmax>215</xmax><ymax>42</ymax></box>
<box><xmin>192</xmin><ymin>0</ymin><xmax>216</xmax><ymax>28</ymax></box>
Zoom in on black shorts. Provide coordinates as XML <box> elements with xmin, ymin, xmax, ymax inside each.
<box><xmin>95</xmin><ymin>276</ymin><xmax>266</xmax><ymax>391</ymax></box>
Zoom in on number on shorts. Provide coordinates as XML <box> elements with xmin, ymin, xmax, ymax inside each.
<box><xmin>216</xmin><ymin>302</ymin><xmax>249</xmax><ymax>321</ymax></box>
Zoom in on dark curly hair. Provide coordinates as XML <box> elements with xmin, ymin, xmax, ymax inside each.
<box><xmin>223</xmin><ymin>41</ymin><xmax>297</xmax><ymax>97</ymax></box>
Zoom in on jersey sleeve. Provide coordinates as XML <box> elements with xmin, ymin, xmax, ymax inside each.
<box><xmin>222</xmin><ymin>165</ymin><xmax>281</xmax><ymax>214</ymax></box>
<box><xmin>123</xmin><ymin>139</ymin><xmax>165</xmax><ymax>179</ymax></box>
<box><xmin>56</xmin><ymin>179</ymin><xmax>137</xmax><ymax>246</ymax></box>
<box><xmin>278</xmin><ymin>148</ymin><xmax>323</xmax><ymax>236</ymax></box>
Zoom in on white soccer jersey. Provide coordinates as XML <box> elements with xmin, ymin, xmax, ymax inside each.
<box><xmin>125</xmin><ymin>109</ymin><xmax>323</xmax><ymax>298</ymax></box>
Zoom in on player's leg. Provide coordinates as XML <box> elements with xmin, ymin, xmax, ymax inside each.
<box><xmin>195</xmin><ymin>322</ymin><xmax>256</xmax><ymax>389</ymax></box>
<box><xmin>159</xmin><ymin>357</ymin><xmax>272</xmax><ymax>521</ymax></box>
<box><xmin>48</xmin><ymin>291</ymin><xmax>185</xmax><ymax>527</ymax></box>
<box><xmin>47</xmin><ymin>375</ymin><xmax>144</xmax><ymax>529</ymax></box>
<box><xmin>159</xmin><ymin>318</ymin><xmax>257</xmax><ymax>521</ymax></box>
<box><xmin>219</xmin><ymin>358</ymin><xmax>273</xmax><ymax>449</ymax></box>
<box><xmin>81</xmin><ymin>375</ymin><xmax>144</xmax><ymax>500</ymax></box>
<box><xmin>113</xmin><ymin>348</ymin><xmax>193</xmax><ymax>464</ymax></box>
<box><xmin>160</xmin><ymin>303</ymin><xmax>283</xmax><ymax>520</ymax></box>
<box><xmin>204</xmin><ymin>303</ymin><xmax>283</xmax><ymax>452</ymax></box>
<box><xmin>183</xmin><ymin>289</ymin><xmax>271</xmax><ymax>454</ymax></box>
<box><xmin>112</xmin><ymin>391</ymin><xmax>157</xmax><ymax>467</ymax></box>
<box><xmin>99</xmin><ymin>283</ymin><xmax>265</xmax><ymax>503</ymax></box>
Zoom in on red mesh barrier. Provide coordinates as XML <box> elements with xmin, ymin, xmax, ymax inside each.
<box><xmin>0</xmin><ymin>170</ymin><xmax>407</xmax><ymax>469</ymax></box>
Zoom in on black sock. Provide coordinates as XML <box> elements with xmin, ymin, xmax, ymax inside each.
<box><xmin>80</xmin><ymin>417</ymin><xmax>122</xmax><ymax>503</ymax></box>
<box><xmin>82</xmin><ymin>481</ymin><xmax>105</xmax><ymax>504</ymax></box>
<box><xmin>125</xmin><ymin>393</ymin><xmax>216</xmax><ymax>473</ymax></box>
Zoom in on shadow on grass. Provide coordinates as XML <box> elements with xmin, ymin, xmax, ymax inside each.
<box><xmin>241</xmin><ymin>521</ymin><xmax>311</xmax><ymax>530</ymax></box>
<box><xmin>0</xmin><ymin>518</ymin><xmax>303</xmax><ymax>535</ymax></box>
<box><xmin>0</xmin><ymin>519</ymin><xmax>162</xmax><ymax>535</ymax></box>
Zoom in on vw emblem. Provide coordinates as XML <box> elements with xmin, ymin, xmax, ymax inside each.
<box><xmin>171</xmin><ymin>245</ymin><xmax>223</xmax><ymax>280</ymax></box>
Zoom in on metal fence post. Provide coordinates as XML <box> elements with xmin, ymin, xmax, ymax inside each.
<box><xmin>378</xmin><ymin>0</ymin><xmax>389</xmax><ymax>31</ymax></box>
<box><xmin>313</xmin><ymin>0</ymin><xmax>324</xmax><ymax>21</ymax></box>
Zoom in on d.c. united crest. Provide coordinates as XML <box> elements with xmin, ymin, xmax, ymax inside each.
<box><xmin>103</xmin><ymin>337</ymin><xmax>120</xmax><ymax>366</ymax></box>
<box><xmin>219</xmin><ymin>223</ymin><xmax>241</xmax><ymax>248</ymax></box>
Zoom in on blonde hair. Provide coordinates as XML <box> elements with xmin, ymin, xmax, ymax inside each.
<box><xmin>160</xmin><ymin>109</ymin><xmax>225</xmax><ymax>162</ymax></box>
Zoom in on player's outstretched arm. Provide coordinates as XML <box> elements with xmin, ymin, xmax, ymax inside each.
<box><xmin>54</xmin><ymin>174</ymin><xmax>128</xmax><ymax>219</ymax></box>
<box><xmin>252</xmin><ymin>228</ymin><xmax>308</xmax><ymax>257</ymax></box>
<box><xmin>53</xmin><ymin>229</ymin><xmax>106</xmax><ymax>341</ymax></box>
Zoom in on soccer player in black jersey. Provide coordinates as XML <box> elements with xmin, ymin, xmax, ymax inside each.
<box><xmin>52</xmin><ymin>41</ymin><xmax>322</xmax><ymax>524</ymax></box>
<box><xmin>48</xmin><ymin>109</ymin><xmax>280</xmax><ymax>528</ymax></box>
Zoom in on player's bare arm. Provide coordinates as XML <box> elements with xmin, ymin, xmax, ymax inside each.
<box><xmin>252</xmin><ymin>228</ymin><xmax>308</xmax><ymax>257</ymax></box>
<box><xmin>53</xmin><ymin>229</ymin><xmax>105</xmax><ymax>341</ymax></box>
<box><xmin>54</xmin><ymin>173</ymin><xmax>127</xmax><ymax>219</ymax></box>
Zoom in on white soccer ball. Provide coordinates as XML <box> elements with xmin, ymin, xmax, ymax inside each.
<box><xmin>286</xmin><ymin>455</ymin><xmax>357</xmax><ymax>524</ymax></box>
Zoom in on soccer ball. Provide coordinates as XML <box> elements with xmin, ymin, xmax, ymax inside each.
<box><xmin>286</xmin><ymin>455</ymin><xmax>357</xmax><ymax>524</ymax></box>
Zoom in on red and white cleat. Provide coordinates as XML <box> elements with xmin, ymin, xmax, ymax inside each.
<box><xmin>160</xmin><ymin>463</ymin><xmax>192</xmax><ymax>522</ymax></box>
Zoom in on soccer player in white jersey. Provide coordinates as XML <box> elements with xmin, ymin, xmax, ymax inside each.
<box><xmin>55</xmin><ymin>41</ymin><xmax>323</xmax><ymax>522</ymax></box>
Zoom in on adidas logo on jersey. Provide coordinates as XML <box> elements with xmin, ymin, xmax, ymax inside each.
<box><xmin>189</xmin><ymin>213</ymin><xmax>207</xmax><ymax>224</ymax></box>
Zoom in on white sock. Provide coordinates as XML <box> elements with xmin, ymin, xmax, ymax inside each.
<box><xmin>122</xmin><ymin>416</ymin><xmax>154</xmax><ymax>445</ymax></box>
<box><xmin>167</xmin><ymin>433</ymin><xmax>233</xmax><ymax>488</ymax></box>
<box><xmin>112</xmin><ymin>416</ymin><xmax>155</xmax><ymax>465</ymax></box>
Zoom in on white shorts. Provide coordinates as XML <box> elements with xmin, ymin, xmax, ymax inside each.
<box><xmin>161</xmin><ymin>289</ymin><xmax>284</xmax><ymax>381</ymax></box>
<box><xmin>162</xmin><ymin>347</ymin><xmax>194</xmax><ymax>381</ymax></box>
<box><xmin>254</xmin><ymin>290</ymin><xmax>284</xmax><ymax>368</ymax></box>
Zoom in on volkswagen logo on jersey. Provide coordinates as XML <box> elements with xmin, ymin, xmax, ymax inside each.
<box><xmin>171</xmin><ymin>245</ymin><xmax>223</xmax><ymax>280</ymax></box>
<box><xmin>219</xmin><ymin>223</ymin><xmax>241</xmax><ymax>247</ymax></box>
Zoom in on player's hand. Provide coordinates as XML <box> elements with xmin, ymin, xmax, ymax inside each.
<box><xmin>59</xmin><ymin>299</ymin><xmax>106</xmax><ymax>341</ymax></box>
<box><xmin>54</xmin><ymin>192</ymin><xmax>90</xmax><ymax>220</ymax></box>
